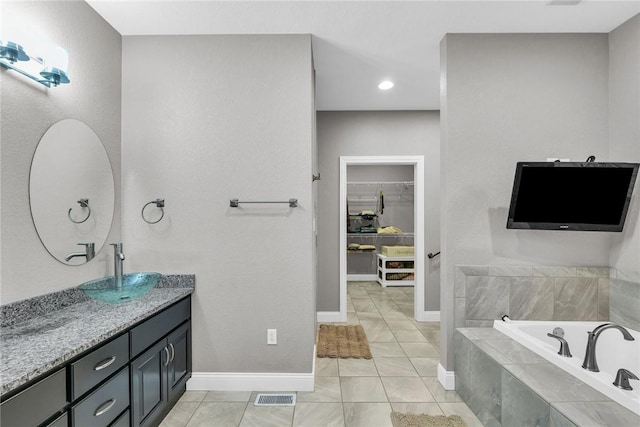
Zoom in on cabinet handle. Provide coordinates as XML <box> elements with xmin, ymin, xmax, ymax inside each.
<box><xmin>93</xmin><ymin>356</ymin><xmax>116</xmax><ymax>371</ymax></box>
<box><xmin>169</xmin><ymin>343</ymin><xmax>175</xmax><ymax>362</ymax></box>
<box><xmin>163</xmin><ymin>346</ymin><xmax>170</xmax><ymax>367</ymax></box>
<box><xmin>94</xmin><ymin>398</ymin><xmax>116</xmax><ymax>416</ymax></box>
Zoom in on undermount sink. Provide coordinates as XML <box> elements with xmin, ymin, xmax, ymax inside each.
<box><xmin>78</xmin><ymin>272</ymin><xmax>161</xmax><ymax>304</ymax></box>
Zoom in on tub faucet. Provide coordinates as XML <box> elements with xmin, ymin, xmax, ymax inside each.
<box><xmin>547</xmin><ymin>327</ymin><xmax>572</xmax><ymax>357</ymax></box>
<box><xmin>65</xmin><ymin>243</ymin><xmax>95</xmax><ymax>262</ymax></box>
<box><xmin>582</xmin><ymin>323</ymin><xmax>635</xmax><ymax>372</ymax></box>
<box><xmin>614</xmin><ymin>369</ymin><xmax>639</xmax><ymax>391</ymax></box>
<box><xmin>110</xmin><ymin>243</ymin><xmax>125</xmax><ymax>289</ymax></box>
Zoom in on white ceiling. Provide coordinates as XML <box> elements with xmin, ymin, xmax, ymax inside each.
<box><xmin>87</xmin><ymin>1</ymin><xmax>640</xmax><ymax>111</ymax></box>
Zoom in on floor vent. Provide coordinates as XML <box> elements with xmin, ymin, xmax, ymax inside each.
<box><xmin>254</xmin><ymin>393</ymin><xmax>297</xmax><ymax>406</ymax></box>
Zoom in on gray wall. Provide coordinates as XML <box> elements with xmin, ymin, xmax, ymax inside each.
<box><xmin>440</xmin><ymin>34</ymin><xmax>611</xmax><ymax>371</ymax></box>
<box><xmin>0</xmin><ymin>1</ymin><xmax>122</xmax><ymax>304</ymax></box>
<box><xmin>121</xmin><ymin>35</ymin><xmax>316</xmax><ymax>374</ymax></box>
<box><xmin>317</xmin><ymin>111</ymin><xmax>441</xmax><ymax>312</ymax></box>
<box><xmin>609</xmin><ymin>14</ymin><xmax>640</xmax><ymax>276</ymax></box>
<box><xmin>609</xmin><ymin>14</ymin><xmax>640</xmax><ymax>333</ymax></box>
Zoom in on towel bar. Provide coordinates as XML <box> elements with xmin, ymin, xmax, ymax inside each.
<box><xmin>230</xmin><ymin>198</ymin><xmax>298</xmax><ymax>208</ymax></box>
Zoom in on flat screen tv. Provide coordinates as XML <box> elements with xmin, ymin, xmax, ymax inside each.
<box><xmin>507</xmin><ymin>162</ymin><xmax>639</xmax><ymax>231</ymax></box>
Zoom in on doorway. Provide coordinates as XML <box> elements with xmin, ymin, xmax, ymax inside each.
<box><xmin>339</xmin><ymin>156</ymin><xmax>425</xmax><ymax>322</ymax></box>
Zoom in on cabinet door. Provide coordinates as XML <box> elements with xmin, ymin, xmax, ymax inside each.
<box><xmin>167</xmin><ymin>321</ymin><xmax>191</xmax><ymax>403</ymax></box>
<box><xmin>131</xmin><ymin>339</ymin><xmax>168</xmax><ymax>427</ymax></box>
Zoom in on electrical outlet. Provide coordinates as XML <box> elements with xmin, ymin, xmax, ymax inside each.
<box><xmin>267</xmin><ymin>329</ymin><xmax>277</xmax><ymax>345</ymax></box>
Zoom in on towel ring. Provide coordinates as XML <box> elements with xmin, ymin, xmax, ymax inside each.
<box><xmin>142</xmin><ymin>199</ymin><xmax>165</xmax><ymax>224</ymax></box>
<box><xmin>68</xmin><ymin>198</ymin><xmax>91</xmax><ymax>224</ymax></box>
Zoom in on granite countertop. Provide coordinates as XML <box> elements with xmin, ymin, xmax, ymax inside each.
<box><xmin>1</xmin><ymin>277</ymin><xmax>194</xmax><ymax>397</ymax></box>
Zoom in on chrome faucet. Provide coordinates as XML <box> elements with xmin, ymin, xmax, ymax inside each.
<box><xmin>65</xmin><ymin>243</ymin><xmax>95</xmax><ymax>262</ymax></box>
<box><xmin>582</xmin><ymin>323</ymin><xmax>635</xmax><ymax>372</ymax></box>
<box><xmin>110</xmin><ymin>243</ymin><xmax>125</xmax><ymax>289</ymax></box>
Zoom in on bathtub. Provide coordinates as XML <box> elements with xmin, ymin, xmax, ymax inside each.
<box><xmin>494</xmin><ymin>320</ymin><xmax>640</xmax><ymax>416</ymax></box>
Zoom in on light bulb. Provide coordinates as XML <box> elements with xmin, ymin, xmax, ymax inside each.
<box><xmin>378</xmin><ymin>80</ymin><xmax>394</xmax><ymax>90</ymax></box>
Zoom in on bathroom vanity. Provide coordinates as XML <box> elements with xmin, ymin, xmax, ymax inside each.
<box><xmin>0</xmin><ymin>277</ymin><xmax>194</xmax><ymax>427</ymax></box>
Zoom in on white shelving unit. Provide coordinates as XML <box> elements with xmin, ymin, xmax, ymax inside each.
<box><xmin>376</xmin><ymin>253</ymin><xmax>415</xmax><ymax>287</ymax></box>
<box><xmin>347</xmin><ymin>180</ymin><xmax>415</xmax><ymax>283</ymax></box>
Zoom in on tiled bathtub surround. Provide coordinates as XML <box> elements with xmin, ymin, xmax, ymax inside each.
<box><xmin>455</xmin><ymin>328</ymin><xmax>640</xmax><ymax>427</ymax></box>
<box><xmin>610</xmin><ymin>273</ymin><xmax>640</xmax><ymax>332</ymax></box>
<box><xmin>0</xmin><ymin>274</ymin><xmax>195</xmax><ymax>328</ymax></box>
<box><xmin>455</xmin><ymin>266</ymin><xmax>613</xmax><ymax>329</ymax></box>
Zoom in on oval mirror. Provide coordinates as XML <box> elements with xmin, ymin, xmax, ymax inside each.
<box><xmin>29</xmin><ymin>119</ymin><xmax>115</xmax><ymax>265</ymax></box>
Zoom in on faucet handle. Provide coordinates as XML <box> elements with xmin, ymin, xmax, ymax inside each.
<box><xmin>547</xmin><ymin>333</ymin><xmax>572</xmax><ymax>357</ymax></box>
<box><xmin>614</xmin><ymin>369</ymin><xmax>639</xmax><ymax>390</ymax></box>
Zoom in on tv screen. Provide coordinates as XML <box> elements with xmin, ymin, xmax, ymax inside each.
<box><xmin>507</xmin><ymin>162</ymin><xmax>639</xmax><ymax>231</ymax></box>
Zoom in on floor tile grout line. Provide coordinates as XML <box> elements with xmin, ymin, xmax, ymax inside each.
<box><xmin>181</xmin><ymin>399</ymin><xmax>201</xmax><ymax>427</ymax></box>
<box><xmin>165</xmin><ymin>282</ymin><xmax>475</xmax><ymax>426</ymax></box>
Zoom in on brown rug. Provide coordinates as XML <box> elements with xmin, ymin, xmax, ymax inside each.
<box><xmin>316</xmin><ymin>324</ymin><xmax>372</xmax><ymax>359</ymax></box>
<box><xmin>391</xmin><ymin>412</ymin><xmax>467</xmax><ymax>427</ymax></box>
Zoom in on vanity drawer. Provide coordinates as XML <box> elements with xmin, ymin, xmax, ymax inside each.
<box><xmin>46</xmin><ymin>411</ymin><xmax>68</xmax><ymax>427</ymax></box>
<box><xmin>110</xmin><ymin>409</ymin><xmax>130</xmax><ymax>427</ymax></box>
<box><xmin>0</xmin><ymin>368</ymin><xmax>67</xmax><ymax>427</ymax></box>
<box><xmin>71</xmin><ymin>333</ymin><xmax>129</xmax><ymax>399</ymax></box>
<box><xmin>72</xmin><ymin>366</ymin><xmax>129</xmax><ymax>427</ymax></box>
<box><xmin>130</xmin><ymin>297</ymin><xmax>190</xmax><ymax>357</ymax></box>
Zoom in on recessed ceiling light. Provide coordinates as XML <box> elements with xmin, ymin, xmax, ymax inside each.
<box><xmin>546</xmin><ymin>0</ymin><xmax>581</xmax><ymax>5</ymax></box>
<box><xmin>378</xmin><ymin>80</ymin><xmax>394</xmax><ymax>90</ymax></box>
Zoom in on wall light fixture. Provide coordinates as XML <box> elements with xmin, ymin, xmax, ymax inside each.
<box><xmin>0</xmin><ymin>36</ymin><xmax>70</xmax><ymax>87</ymax></box>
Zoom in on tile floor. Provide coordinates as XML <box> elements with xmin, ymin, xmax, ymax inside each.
<box><xmin>160</xmin><ymin>281</ymin><xmax>483</xmax><ymax>427</ymax></box>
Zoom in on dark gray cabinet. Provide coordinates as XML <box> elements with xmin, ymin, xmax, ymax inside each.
<box><xmin>72</xmin><ymin>366</ymin><xmax>129</xmax><ymax>427</ymax></box>
<box><xmin>70</xmin><ymin>333</ymin><xmax>129</xmax><ymax>400</ymax></box>
<box><xmin>0</xmin><ymin>368</ymin><xmax>67</xmax><ymax>427</ymax></box>
<box><xmin>46</xmin><ymin>412</ymin><xmax>68</xmax><ymax>427</ymax></box>
<box><xmin>167</xmin><ymin>322</ymin><xmax>191</xmax><ymax>404</ymax></box>
<box><xmin>0</xmin><ymin>295</ymin><xmax>191</xmax><ymax>427</ymax></box>
<box><xmin>131</xmin><ymin>340</ymin><xmax>168</xmax><ymax>427</ymax></box>
<box><xmin>131</xmin><ymin>321</ymin><xmax>191</xmax><ymax>427</ymax></box>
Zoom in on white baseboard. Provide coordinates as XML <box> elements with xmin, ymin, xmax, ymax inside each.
<box><xmin>415</xmin><ymin>311</ymin><xmax>440</xmax><ymax>322</ymax></box>
<box><xmin>317</xmin><ymin>311</ymin><xmax>342</xmax><ymax>322</ymax></box>
<box><xmin>438</xmin><ymin>363</ymin><xmax>456</xmax><ymax>391</ymax></box>
<box><xmin>346</xmin><ymin>274</ymin><xmax>377</xmax><ymax>281</ymax></box>
<box><xmin>188</xmin><ymin>346</ymin><xmax>316</xmax><ymax>392</ymax></box>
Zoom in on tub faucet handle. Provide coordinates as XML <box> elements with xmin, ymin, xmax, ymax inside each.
<box><xmin>547</xmin><ymin>332</ymin><xmax>572</xmax><ymax>358</ymax></box>
<box><xmin>614</xmin><ymin>369</ymin><xmax>639</xmax><ymax>391</ymax></box>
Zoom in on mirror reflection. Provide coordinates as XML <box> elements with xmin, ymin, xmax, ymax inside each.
<box><xmin>29</xmin><ymin>119</ymin><xmax>115</xmax><ymax>265</ymax></box>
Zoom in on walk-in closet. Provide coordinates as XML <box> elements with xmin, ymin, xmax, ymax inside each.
<box><xmin>346</xmin><ymin>165</ymin><xmax>415</xmax><ymax>287</ymax></box>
